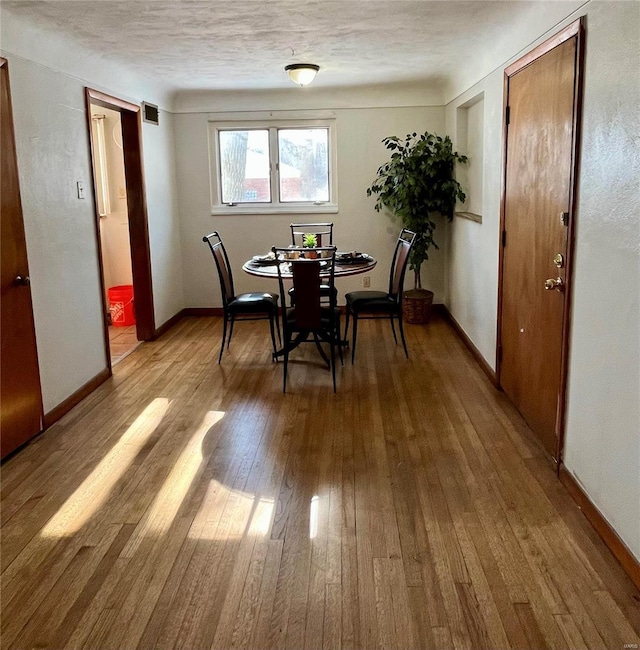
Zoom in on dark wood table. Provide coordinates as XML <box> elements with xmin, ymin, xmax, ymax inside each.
<box><xmin>242</xmin><ymin>255</ymin><xmax>376</xmax><ymax>278</ymax></box>
<box><xmin>242</xmin><ymin>254</ymin><xmax>377</xmax><ymax>361</ymax></box>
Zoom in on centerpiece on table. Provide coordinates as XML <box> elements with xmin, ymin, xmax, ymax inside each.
<box><xmin>302</xmin><ymin>233</ymin><xmax>318</xmax><ymax>258</ymax></box>
<box><xmin>366</xmin><ymin>131</ymin><xmax>467</xmax><ymax>323</ymax></box>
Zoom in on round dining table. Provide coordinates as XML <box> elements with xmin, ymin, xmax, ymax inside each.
<box><xmin>242</xmin><ymin>252</ymin><xmax>376</xmax><ymax>360</ymax></box>
<box><xmin>242</xmin><ymin>254</ymin><xmax>376</xmax><ymax>278</ymax></box>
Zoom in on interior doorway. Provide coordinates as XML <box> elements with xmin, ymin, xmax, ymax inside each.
<box><xmin>497</xmin><ymin>19</ymin><xmax>584</xmax><ymax>465</ymax></box>
<box><xmin>85</xmin><ymin>89</ymin><xmax>155</xmax><ymax>368</ymax></box>
<box><xmin>89</xmin><ymin>105</ymin><xmax>138</xmax><ymax>363</ymax></box>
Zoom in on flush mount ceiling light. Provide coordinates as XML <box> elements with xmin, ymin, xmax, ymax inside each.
<box><xmin>285</xmin><ymin>63</ymin><xmax>320</xmax><ymax>87</ymax></box>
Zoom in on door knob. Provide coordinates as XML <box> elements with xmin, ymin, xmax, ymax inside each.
<box><xmin>14</xmin><ymin>275</ymin><xmax>31</xmax><ymax>286</ymax></box>
<box><xmin>544</xmin><ymin>277</ymin><xmax>564</xmax><ymax>291</ymax></box>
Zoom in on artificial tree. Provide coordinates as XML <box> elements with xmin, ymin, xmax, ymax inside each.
<box><xmin>366</xmin><ymin>132</ymin><xmax>467</xmax><ymax>302</ymax></box>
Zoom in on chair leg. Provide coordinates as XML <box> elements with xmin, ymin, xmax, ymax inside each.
<box><xmin>268</xmin><ymin>313</ymin><xmax>278</xmax><ymax>360</ymax></box>
<box><xmin>351</xmin><ymin>313</ymin><xmax>358</xmax><ymax>364</ymax></box>
<box><xmin>313</xmin><ymin>333</ymin><xmax>330</xmax><ymax>367</ymax></box>
<box><xmin>336</xmin><ymin>315</ymin><xmax>344</xmax><ymax>366</ymax></box>
<box><xmin>398</xmin><ymin>314</ymin><xmax>409</xmax><ymax>359</ymax></box>
<box><xmin>218</xmin><ymin>312</ymin><xmax>228</xmax><ymax>364</ymax></box>
<box><xmin>275</xmin><ymin>307</ymin><xmax>282</xmax><ymax>345</ymax></box>
<box><xmin>330</xmin><ymin>334</ymin><xmax>337</xmax><ymax>393</ymax></box>
<box><xmin>227</xmin><ymin>314</ymin><xmax>236</xmax><ymax>349</ymax></box>
<box><xmin>283</xmin><ymin>346</ymin><xmax>289</xmax><ymax>393</ymax></box>
<box><xmin>389</xmin><ymin>314</ymin><xmax>398</xmax><ymax>344</ymax></box>
<box><xmin>344</xmin><ymin>306</ymin><xmax>351</xmax><ymax>341</ymax></box>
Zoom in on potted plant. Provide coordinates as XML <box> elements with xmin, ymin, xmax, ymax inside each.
<box><xmin>366</xmin><ymin>131</ymin><xmax>467</xmax><ymax>323</ymax></box>
<box><xmin>302</xmin><ymin>233</ymin><xmax>318</xmax><ymax>258</ymax></box>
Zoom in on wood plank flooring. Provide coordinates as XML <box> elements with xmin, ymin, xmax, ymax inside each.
<box><xmin>2</xmin><ymin>315</ymin><xmax>639</xmax><ymax>649</ymax></box>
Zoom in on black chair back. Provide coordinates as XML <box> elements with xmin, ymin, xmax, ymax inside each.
<box><xmin>273</xmin><ymin>245</ymin><xmax>339</xmax><ymax>392</ymax></box>
<box><xmin>388</xmin><ymin>228</ymin><xmax>417</xmax><ymax>301</ymax></box>
<box><xmin>273</xmin><ymin>246</ymin><xmax>338</xmax><ymax>323</ymax></box>
<box><xmin>290</xmin><ymin>222</ymin><xmax>334</xmax><ymax>247</ymax></box>
<box><xmin>291</xmin><ymin>262</ymin><xmax>323</xmax><ymax>329</ymax></box>
<box><xmin>203</xmin><ymin>232</ymin><xmax>234</xmax><ymax>306</ymax></box>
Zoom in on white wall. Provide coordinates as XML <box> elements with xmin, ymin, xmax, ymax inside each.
<box><xmin>442</xmin><ymin>1</ymin><xmax>587</xmax><ymax>104</ymax></box>
<box><xmin>1</xmin><ymin>13</ymin><xmax>183</xmax><ymax>412</ymax></box>
<box><xmin>8</xmin><ymin>56</ymin><xmax>108</xmax><ymax>412</ymax></box>
<box><xmin>444</xmin><ymin>1</ymin><xmax>640</xmax><ymax>560</ymax></box>
<box><xmin>562</xmin><ymin>1</ymin><xmax>640</xmax><ymax>561</ymax></box>
<box><xmin>445</xmin><ymin>78</ymin><xmax>503</xmax><ymax>366</ymax></box>
<box><xmin>174</xmin><ymin>83</ymin><xmax>443</xmax><ymax>113</ymax></box>
<box><xmin>175</xmin><ymin>100</ymin><xmax>445</xmax><ymax>309</ymax></box>
<box><xmin>144</xmin><ymin>110</ymin><xmax>185</xmax><ymax>326</ymax></box>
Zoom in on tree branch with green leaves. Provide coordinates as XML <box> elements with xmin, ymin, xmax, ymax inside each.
<box><xmin>366</xmin><ymin>132</ymin><xmax>467</xmax><ymax>289</ymax></box>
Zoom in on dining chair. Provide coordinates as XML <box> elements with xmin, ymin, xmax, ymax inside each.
<box><xmin>344</xmin><ymin>228</ymin><xmax>416</xmax><ymax>363</ymax></box>
<box><xmin>290</xmin><ymin>222</ymin><xmax>334</xmax><ymax>247</ymax></box>
<box><xmin>272</xmin><ymin>245</ymin><xmax>341</xmax><ymax>393</ymax></box>
<box><xmin>289</xmin><ymin>222</ymin><xmax>336</xmax><ymax>305</ymax></box>
<box><xmin>203</xmin><ymin>232</ymin><xmax>281</xmax><ymax>363</ymax></box>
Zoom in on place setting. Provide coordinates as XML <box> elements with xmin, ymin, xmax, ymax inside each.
<box><xmin>250</xmin><ymin>252</ymin><xmax>280</xmax><ymax>266</ymax></box>
<box><xmin>336</xmin><ymin>251</ymin><xmax>374</xmax><ymax>265</ymax></box>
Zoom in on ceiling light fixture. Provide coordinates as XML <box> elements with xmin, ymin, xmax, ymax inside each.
<box><xmin>285</xmin><ymin>63</ymin><xmax>320</xmax><ymax>87</ymax></box>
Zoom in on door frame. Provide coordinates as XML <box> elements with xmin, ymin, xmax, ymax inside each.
<box><xmin>85</xmin><ymin>88</ymin><xmax>155</xmax><ymax>368</ymax></box>
<box><xmin>496</xmin><ymin>18</ymin><xmax>585</xmax><ymax>467</ymax></box>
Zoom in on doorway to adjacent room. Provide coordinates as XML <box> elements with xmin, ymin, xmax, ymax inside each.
<box><xmin>85</xmin><ymin>89</ymin><xmax>156</xmax><ymax>367</ymax></box>
<box><xmin>89</xmin><ymin>104</ymin><xmax>138</xmax><ymax>363</ymax></box>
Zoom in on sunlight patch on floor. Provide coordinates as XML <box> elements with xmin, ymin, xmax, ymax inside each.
<box><xmin>41</xmin><ymin>398</ymin><xmax>171</xmax><ymax>537</ymax></box>
<box><xmin>120</xmin><ymin>410</ymin><xmax>225</xmax><ymax>558</ymax></box>
<box><xmin>188</xmin><ymin>483</ymin><xmax>275</xmax><ymax>541</ymax></box>
<box><xmin>309</xmin><ymin>494</ymin><xmax>319</xmax><ymax>539</ymax></box>
<box><xmin>248</xmin><ymin>497</ymin><xmax>275</xmax><ymax>537</ymax></box>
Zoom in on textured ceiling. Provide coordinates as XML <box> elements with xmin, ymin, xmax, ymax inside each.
<box><xmin>3</xmin><ymin>1</ymin><xmax>583</xmax><ymax>93</ymax></box>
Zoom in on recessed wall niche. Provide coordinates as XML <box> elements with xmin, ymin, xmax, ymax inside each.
<box><xmin>455</xmin><ymin>92</ymin><xmax>484</xmax><ymax>223</ymax></box>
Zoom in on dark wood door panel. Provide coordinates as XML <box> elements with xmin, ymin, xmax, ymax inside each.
<box><xmin>1</xmin><ymin>59</ymin><xmax>43</xmax><ymax>457</ymax></box>
<box><xmin>500</xmin><ymin>37</ymin><xmax>577</xmax><ymax>459</ymax></box>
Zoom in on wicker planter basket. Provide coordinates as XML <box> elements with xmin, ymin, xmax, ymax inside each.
<box><xmin>402</xmin><ymin>289</ymin><xmax>434</xmax><ymax>324</ymax></box>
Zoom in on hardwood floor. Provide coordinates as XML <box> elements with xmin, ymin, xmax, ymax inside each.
<box><xmin>2</xmin><ymin>315</ymin><xmax>639</xmax><ymax>649</ymax></box>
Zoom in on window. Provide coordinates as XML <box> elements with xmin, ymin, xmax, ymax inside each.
<box><xmin>209</xmin><ymin>118</ymin><xmax>337</xmax><ymax>214</ymax></box>
<box><xmin>277</xmin><ymin>129</ymin><xmax>329</xmax><ymax>203</ymax></box>
<box><xmin>91</xmin><ymin>115</ymin><xmax>110</xmax><ymax>216</ymax></box>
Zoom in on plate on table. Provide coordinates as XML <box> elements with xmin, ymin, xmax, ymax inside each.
<box><xmin>336</xmin><ymin>252</ymin><xmax>373</xmax><ymax>264</ymax></box>
<box><xmin>251</xmin><ymin>253</ymin><xmax>279</xmax><ymax>266</ymax></box>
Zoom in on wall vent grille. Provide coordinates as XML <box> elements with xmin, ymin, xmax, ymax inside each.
<box><xmin>142</xmin><ymin>102</ymin><xmax>159</xmax><ymax>125</ymax></box>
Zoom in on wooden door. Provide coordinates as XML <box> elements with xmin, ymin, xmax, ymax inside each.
<box><xmin>499</xmin><ymin>23</ymin><xmax>583</xmax><ymax>462</ymax></box>
<box><xmin>1</xmin><ymin>59</ymin><xmax>44</xmax><ymax>458</ymax></box>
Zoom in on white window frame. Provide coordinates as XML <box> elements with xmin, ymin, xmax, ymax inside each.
<box><xmin>208</xmin><ymin>116</ymin><xmax>338</xmax><ymax>215</ymax></box>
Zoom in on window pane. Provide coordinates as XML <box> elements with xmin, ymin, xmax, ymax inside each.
<box><xmin>219</xmin><ymin>130</ymin><xmax>270</xmax><ymax>203</ymax></box>
<box><xmin>278</xmin><ymin>129</ymin><xmax>329</xmax><ymax>202</ymax></box>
